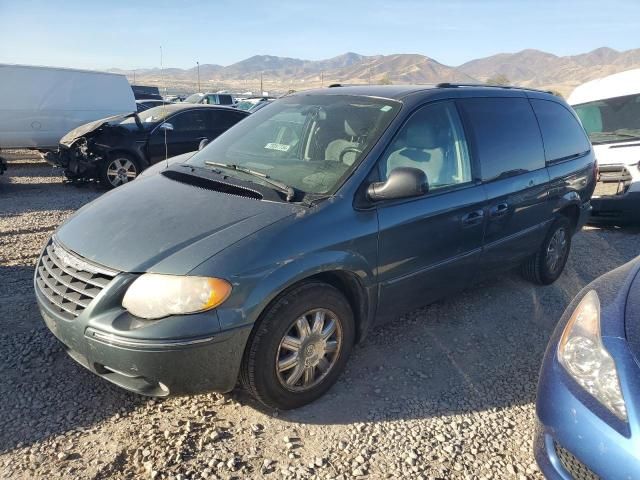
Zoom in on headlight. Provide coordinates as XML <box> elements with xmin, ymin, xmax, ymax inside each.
<box><xmin>558</xmin><ymin>290</ymin><xmax>627</xmax><ymax>420</ymax></box>
<box><xmin>122</xmin><ymin>274</ymin><xmax>231</xmax><ymax>320</ymax></box>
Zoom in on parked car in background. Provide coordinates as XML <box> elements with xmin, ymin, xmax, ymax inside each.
<box><xmin>235</xmin><ymin>96</ymin><xmax>275</xmax><ymax>112</ymax></box>
<box><xmin>131</xmin><ymin>85</ymin><xmax>162</xmax><ymax>100</ymax></box>
<box><xmin>136</xmin><ymin>99</ymin><xmax>168</xmax><ymax>112</ymax></box>
<box><xmin>165</xmin><ymin>95</ymin><xmax>186</xmax><ymax>103</ymax></box>
<box><xmin>45</xmin><ymin>104</ymin><xmax>248</xmax><ymax>188</ymax></box>
<box><xmin>0</xmin><ymin>64</ymin><xmax>135</xmax><ymax>150</ymax></box>
<box><xmin>35</xmin><ymin>84</ymin><xmax>595</xmax><ymax>410</ymax></box>
<box><xmin>569</xmin><ymin>69</ymin><xmax>640</xmax><ymax>224</ymax></box>
<box><xmin>185</xmin><ymin>92</ymin><xmax>235</xmax><ymax>106</ymax></box>
<box><xmin>535</xmin><ymin>256</ymin><xmax>640</xmax><ymax>479</ymax></box>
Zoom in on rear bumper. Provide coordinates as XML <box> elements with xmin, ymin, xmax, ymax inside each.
<box><xmin>36</xmin><ymin>283</ymin><xmax>252</xmax><ymax>396</ymax></box>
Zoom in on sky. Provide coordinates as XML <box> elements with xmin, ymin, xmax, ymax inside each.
<box><xmin>1</xmin><ymin>0</ymin><xmax>639</xmax><ymax>70</ymax></box>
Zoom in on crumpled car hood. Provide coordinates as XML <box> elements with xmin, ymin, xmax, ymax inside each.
<box><xmin>59</xmin><ymin>113</ymin><xmax>136</xmax><ymax>147</ymax></box>
<box><xmin>55</xmin><ymin>172</ymin><xmax>300</xmax><ymax>274</ymax></box>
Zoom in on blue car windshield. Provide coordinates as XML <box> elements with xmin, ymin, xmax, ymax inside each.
<box><xmin>187</xmin><ymin>94</ymin><xmax>401</xmax><ymax>195</ymax></box>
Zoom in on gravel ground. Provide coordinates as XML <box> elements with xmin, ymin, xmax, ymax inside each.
<box><xmin>1</xmin><ymin>153</ymin><xmax>639</xmax><ymax>480</ymax></box>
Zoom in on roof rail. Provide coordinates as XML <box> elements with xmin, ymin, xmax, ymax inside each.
<box><xmin>436</xmin><ymin>82</ymin><xmax>554</xmax><ymax>95</ymax></box>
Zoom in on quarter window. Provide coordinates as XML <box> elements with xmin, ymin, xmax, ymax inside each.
<box><xmin>380</xmin><ymin>101</ymin><xmax>472</xmax><ymax>191</ymax></box>
<box><xmin>459</xmin><ymin>98</ymin><xmax>545</xmax><ymax>181</ymax></box>
<box><xmin>531</xmin><ymin>99</ymin><xmax>591</xmax><ymax>162</ymax></box>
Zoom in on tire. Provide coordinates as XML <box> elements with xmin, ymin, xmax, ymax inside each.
<box><xmin>240</xmin><ymin>282</ymin><xmax>355</xmax><ymax>410</ymax></box>
<box><xmin>99</xmin><ymin>153</ymin><xmax>140</xmax><ymax>189</ymax></box>
<box><xmin>521</xmin><ymin>216</ymin><xmax>572</xmax><ymax>285</ymax></box>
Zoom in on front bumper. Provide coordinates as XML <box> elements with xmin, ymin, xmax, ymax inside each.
<box><xmin>34</xmin><ymin>245</ymin><xmax>252</xmax><ymax>396</ymax></box>
<box><xmin>44</xmin><ymin>144</ymin><xmax>103</xmax><ymax>180</ymax></box>
<box><xmin>535</xmin><ymin>337</ymin><xmax>640</xmax><ymax>479</ymax></box>
<box><xmin>590</xmin><ymin>164</ymin><xmax>640</xmax><ymax>224</ymax></box>
<box><xmin>591</xmin><ymin>191</ymin><xmax>640</xmax><ymax>224</ymax></box>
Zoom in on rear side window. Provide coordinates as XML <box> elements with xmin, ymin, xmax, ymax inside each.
<box><xmin>530</xmin><ymin>99</ymin><xmax>591</xmax><ymax>162</ymax></box>
<box><xmin>171</xmin><ymin>110</ymin><xmax>208</xmax><ymax>131</ymax></box>
<box><xmin>459</xmin><ymin>98</ymin><xmax>545</xmax><ymax>181</ymax></box>
<box><xmin>208</xmin><ymin>110</ymin><xmax>246</xmax><ymax>130</ymax></box>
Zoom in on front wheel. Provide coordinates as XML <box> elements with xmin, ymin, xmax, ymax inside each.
<box><xmin>99</xmin><ymin>154</ymin><xmax>139</xmax><ymax>189</ymax></box>
<box><xmin>521</xmin><ymin>216</ymin><xmax>572</xmax><ymax>285</ymax></box>
<box><xmin>240</xmin><ymin>282</ymin><xmax>355</xmax><ymax>410</ymax></box>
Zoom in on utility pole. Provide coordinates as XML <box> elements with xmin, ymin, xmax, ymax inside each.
<box><xmin>260</xmin><ymin>71</ymin><xmax>264</xmax><ymax>95</ymax></box>
<box><xmin>196</xmin><ymin>61</ymin><xmax>201</xmax><ymax>92</ymax></box>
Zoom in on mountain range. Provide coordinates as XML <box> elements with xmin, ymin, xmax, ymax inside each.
<box><xmin>109</xmin><ymin>47</ymin><xmax>640</xmax><ymax>97</ymax></box>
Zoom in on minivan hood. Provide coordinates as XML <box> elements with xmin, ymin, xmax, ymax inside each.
<box><xmin>593</xmin><ymin>142</ymin><xmax>640</xmax><ymax>166</ymax></box>
<box><xmin>55</xmin><ymin>172</ymin><xmax>300</xmax><ymax>274</ymax></box>
<box><xmin>59</xmin><ymin>112</ymin><xmax>137</xmax><ymax>147</ymax></box>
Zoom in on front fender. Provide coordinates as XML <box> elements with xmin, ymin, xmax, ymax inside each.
<box><xmin>215</xmin><ymin>249</ymin><xmax>377</xmax><ymax>335</ymax></box>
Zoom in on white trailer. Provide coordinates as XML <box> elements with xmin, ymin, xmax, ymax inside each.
<box><xmin>0</xmin><ymin>64</ymin><xmax>135</xmax><ymax>150</ymax></box>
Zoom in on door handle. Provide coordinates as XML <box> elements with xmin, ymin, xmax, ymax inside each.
<box><xmin>489</xmin><ymin>202</ymin><xmax>509</xmax><ymax>218</ymax></box>
<box><xmin>461</xmin><ymin>209</ymin><xmax>484</xmax><ymax>226</ymax></box>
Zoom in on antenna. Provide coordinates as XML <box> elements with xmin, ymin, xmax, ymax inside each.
<box><xmin>160</xmin><ymin>46</ymin><xmax>169</xmax><ymax>168</ymax></box>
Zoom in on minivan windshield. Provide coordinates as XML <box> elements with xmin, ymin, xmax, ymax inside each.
<box><xmin>573</xmin><ymin>93</ymin><xmax>640</xmax><ymax>144</ymax></box>
<box><xmin>187</xmin><ymin>94</ymin><xmax>401</xmax><ymax>197</ymax></box>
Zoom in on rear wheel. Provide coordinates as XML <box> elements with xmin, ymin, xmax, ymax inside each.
<box><xmin>521</xmin><ymin>216</ymin><xmax>572</xmax><ymax>285</ymax></box>
<box><xmin>240</xmin><ymin>282</ymin><xmax>355</xmax><ymax>410</ymax></box>
<box><xmin>99</xmin><ymin>154</ymin><xmax>139</xmax><ymax>189</ymax></box>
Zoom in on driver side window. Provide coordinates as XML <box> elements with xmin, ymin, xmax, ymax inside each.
<box><xmin>380</xmin><ymin>101</ymin><xmax>472</xmax><ymax>191</ymax></box>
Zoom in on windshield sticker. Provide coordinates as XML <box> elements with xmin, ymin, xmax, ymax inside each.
<box><xmin>380</xmin><ymin>105</ymin><xmax>392</xmax><ymax>112</ymax></box>
<box><xmin>265</xmin><ymin>142</ymin><xmax>291</xmax><ymax>152</ymax></box>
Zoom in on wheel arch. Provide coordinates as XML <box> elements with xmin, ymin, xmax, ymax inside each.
<box><xmin>554</xmin><ymin>191</ymin><xmax>582</xmax><ymax>234</ymax></box>
<box><xmin>233</xmin><ymin>251</ymin><xmax>377</xmax><ymax>349</ymax></box>
<box><xmin>106</xmin><ymin>148</ymin><xmax>148</xmax><ymax>170</ymax></box>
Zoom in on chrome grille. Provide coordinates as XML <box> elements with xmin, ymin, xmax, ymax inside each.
<box><xmin>555</xmin><ymin>442</ymin><xmax>599</xmax><ymax>480</ymax></box>
<box><xmin>35</xmin><ymin>239</ymin><xmax>118</xmax><ymax>319</ymax></box>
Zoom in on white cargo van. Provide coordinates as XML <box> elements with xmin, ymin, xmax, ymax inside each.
<box><xmin>569</xmin><ymin>69</ymin><xmax>640</xmax><ymax>223</ymax></box>
<box><xmin>0</xmin><ymin>64</ymin><xmax>135</xmax><ymax>150</ymax></box>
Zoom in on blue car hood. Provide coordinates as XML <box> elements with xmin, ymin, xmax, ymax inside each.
<box><xmin>55</xmin><ymin>172</ymin><xmax>300</xmax><ymax>274</ymax></box>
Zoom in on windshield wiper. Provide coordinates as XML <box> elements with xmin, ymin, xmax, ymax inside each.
<box><xmin>205</xmin><ymin>161</ymin><xmax>296</xmax><ymax>201</ymax></box>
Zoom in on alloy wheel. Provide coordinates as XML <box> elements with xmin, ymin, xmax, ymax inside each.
<box><xmin>275</xmin><ymin>308</ymin><xmax>343</xmax><ymax>392</ymax></box>
<box><xmin>546</xmin><ymin>227</ymin><xmax>568</xmax><ymax>274</ymax></box>
<box><xmin>106</xmin><ymin>158</ymin><xmax>137</xmax><ymax>187</ymax></box>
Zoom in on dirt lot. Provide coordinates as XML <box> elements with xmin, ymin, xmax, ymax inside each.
<box><xmin>1</xmin><ymin>154</ymin><xmax>638</xmax><ymax>480</ymax></box>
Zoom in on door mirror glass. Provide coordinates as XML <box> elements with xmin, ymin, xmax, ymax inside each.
<box><xmin>159</xmin><ymin>122</ymin><xmax>174</xmax><ymax>131</ymax></box>
<box><xmin>198</xmin><ymin>138</ymin><xmax>210</xmax><ymax>150</ymax></box>
<box><xmin>367</xmin><ymin>167</ymin><xmax>428</xmax><ymax>201</ymax></box>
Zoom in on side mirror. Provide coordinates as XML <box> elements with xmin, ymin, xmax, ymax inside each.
<box><xmin>159</xmin><ymin>122</ymin><xmax>174</xmax><ymax>131</ymax></box>
<box><xmin>367</xmin><ymin>167</ymin><xmax>428</xmax><ymax>201</ymax></box>
<box><xmin>198</xmin><ymin>138</ymin><xmax>210</xmax><ymax>150</ymax></box>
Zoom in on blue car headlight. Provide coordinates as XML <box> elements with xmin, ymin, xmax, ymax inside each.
<box><xmin>557</xmin><ymin>290</ymin><xmax>627</xmax><ymax>421</ymax></box>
